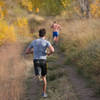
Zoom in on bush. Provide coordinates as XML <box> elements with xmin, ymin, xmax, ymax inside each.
<box><xmin>59</xmin><ymin>19</ymin><xmax>100</xmax><ymax>92</ymax></box>
<box><xmin>0</xmin><ymin>20</ymin><xmax>16</xmax><ymax>45</ymax></box>
<box><xmin>77</xmin><ymin>41</ymin><xmax>100</xmax><ymax>88</ymax></box>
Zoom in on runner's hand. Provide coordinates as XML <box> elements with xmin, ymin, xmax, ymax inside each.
<box><xmin>47</xmin><ymin>52</ymin><xmax>52</xmax><ymax>56</ymax></box>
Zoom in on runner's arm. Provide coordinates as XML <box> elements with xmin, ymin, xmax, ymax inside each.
<box><xmin>59</xmin><ymin>25</ymin><xmax>62</xmax><ymax>30</ymax></box>
<box><xmin>47</xmin><ymin>45</ymin><xmax>54</xmax><ymax>56</ymax></box>
<box><xmin>51</xmin><ymin>24</ymin><xmax>53</xmax><ymax>28</ymax></box>
<box><xmin>25</xmin><ymin>41</ymin><xmax>34</xmax><ymax>54</ymax></box>
<box><xmin>25</xmin><ymin>47</ymin><xmax>33</xmax><ymax>54</ymax></box>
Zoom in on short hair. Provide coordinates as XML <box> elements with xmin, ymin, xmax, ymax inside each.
<box><xmin>39</xmin><ymin>28</ymin><xmax>46</xmax><ymax>37</ymax></box>
<box><xmin>54</xmin><ymin>21</ymin><xmax>56</xmax><ymax>23</ymax></box>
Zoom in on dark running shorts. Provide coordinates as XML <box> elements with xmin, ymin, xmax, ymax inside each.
<box><xmin>53</xmin><ymin>31</ymin><xmax>59</xmax><ymax>38</ymax></box>
<box><xmin>33</xmin><ymin>59</ymin><xmax>47</xmax><ymax>76</ymax></box>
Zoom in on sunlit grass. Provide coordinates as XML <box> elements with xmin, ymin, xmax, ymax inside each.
<box><xmin>59</xmin><ymin>19</ymin><xmax>100</xmax><ymax>93</ymax></box>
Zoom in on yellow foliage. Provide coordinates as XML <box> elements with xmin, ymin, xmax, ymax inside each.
<box><xmin>0</xmin><ymin>1</ymin><xmax>6</xmax><ymax>19</ymax></box>
<box><xmin>27</xmin><ymin>1</ymin><xmax>33</xmax><ymax>12</ymax></box>
<box><xmin>61</xmin><ymin>0</ymin><xmax>71</xmax><ymax>8</ymax></box>
<box><xmin>90</xmin><ymin>0</ymin><xmax>100</xmax><ymax>18</ymax></box>
<box><xmin>16</xmin><ymin>17</ymin><xmax>28</xmax><ymax>28</ymax></box>
<box><xmin>0</xmin><ymin>7</ymin><xmax>4</xmax><ymax>19</ymax></box>
<box><xmin>0</xmin><ymin>1</ymin><xmax>4</xmax><ymax>7</ymax></box>
<box><xmin>21</xmin><ymin>0</ymin><xmax>33</xmax><ymax>12</ymax></box>
<box><xmin>61</xmin><ymin>0</ymin><xmax>67</xmax><ymax>8</ymax></box>
<box><xmin>0</xmin><ymin>20</ymin><xmax>16</xmax><ymax>45</ymax></box>
<box><xmin>15</xmin><ymin>17</ymin><xmax>32</xmax><ymax>38</ymax></box>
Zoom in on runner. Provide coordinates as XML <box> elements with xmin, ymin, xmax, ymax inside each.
<box><xmin>25</xmin><ymin>28</ymin><xmax>54</xmax><ymax>98</ymax></box>
<box><xmin>51</xmin><ymin>21</ymin><xmax>61</xmax><ymax>45</ymax></box>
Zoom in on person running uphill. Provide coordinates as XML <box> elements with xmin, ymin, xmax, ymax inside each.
<box><xmin>51</xmin><ymin>21</ymin><xmax>61</xmax><ymax>45</ymax></box>
<box><xmin>25</xmin><ymin>28</ymin><xmax>54</xmax><ymax>98</ymax></box>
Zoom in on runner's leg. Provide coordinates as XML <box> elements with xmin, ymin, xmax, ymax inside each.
<box><xmin>42</xmin><ymin>76</ymin><xmax>47</xmax><ymax>94</ymax></box>
<box><xmin>53</xmin><ymin>37</ymin><xmax>57</xmax><ymax>42</ymax></box>
<box><xmin>41</xmin><ymin>60</ymin><xmax>47</xmax><ymax>96</ymax></box>
<box><xmin>33</xmin><ymin>60</ymin><xmax>41</xmax><ymax>80</ymax></box>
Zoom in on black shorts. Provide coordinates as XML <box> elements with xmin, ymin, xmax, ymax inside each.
<box><xmin>33</xmin><ymin>59</ymin><xmax>47</xmax><ymax>76</ymax></box>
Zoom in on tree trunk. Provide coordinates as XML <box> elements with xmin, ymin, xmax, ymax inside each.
<box><xmin>79</xmin><ymin>0</ymin><xmax>90</xmax><ymax>18</ymax></box>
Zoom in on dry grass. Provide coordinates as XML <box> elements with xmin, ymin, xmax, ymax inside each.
<box><xmin>0</xmin><ymin>0</ymin><xmax>33</xmax><ymax>99</ymax></box>
<box><xmin>0</xmin><ymin>43</ymin><xmax>27</xmax><ymax>100</ymax></box>
<box><xmin>59</xmin><ymin>18</ymin><xmax>100</xmax><ymax>93</ymax></box>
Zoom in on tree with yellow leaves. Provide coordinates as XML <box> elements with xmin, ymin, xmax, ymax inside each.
<box><xmin>0</xmin><ymin>20</ymin><xmax>16</xmax><ymax>45</ymax></box>
<box><xmin>0</xmin><ymin>1</ymin><xmax>7</xmax><ymax>19</ymax></box>
<box><xmin>90</xmin><ymin>0</ymin><xmax>100</xmax><ymax>18</ymax></box>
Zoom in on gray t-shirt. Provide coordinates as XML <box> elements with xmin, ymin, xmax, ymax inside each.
<box><xmin>28</xmin><ymin>38</ymin><xmax>51</xmax><ymax>59</ymax></box>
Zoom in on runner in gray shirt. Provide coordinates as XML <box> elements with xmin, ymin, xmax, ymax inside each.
<box><xmin>25</xmin><ymin>28</ymin><xmax>54</xmax><ymax>98</ymax></box>
<box><xmin>28</xmin><ymin>38</ymin><xmax>51</xmax><ymax>59</ymax></box>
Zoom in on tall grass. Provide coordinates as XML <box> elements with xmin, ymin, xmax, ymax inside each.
<box><xmin>59</xmin><ymin>19</ymin><xmax>100</xmax><ymax>93</ymax></box>
<box><xmin>0</xmin><ymin>44</ymin><xmax>26</xmax><ymax>100</ymax></box>
<box><xmin>0</xmin><ymin>1</ymin><xmax>36</xmax><ymax>100</ymax></box>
